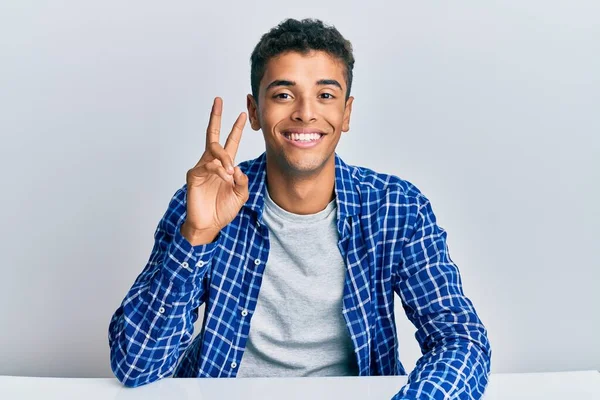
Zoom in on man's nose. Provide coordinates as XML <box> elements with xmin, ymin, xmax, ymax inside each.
<box><xmin>291</xmin><ymin>99</ymin><xmax>317</xmax><ymax>123</ymax></box>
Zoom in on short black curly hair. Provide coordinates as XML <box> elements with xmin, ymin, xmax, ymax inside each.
<box><xmin>250</xmin><ymin>18</ymin><xmax>355</xmax><ymax>104</ymax></box>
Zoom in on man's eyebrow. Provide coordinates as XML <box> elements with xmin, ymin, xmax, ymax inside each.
<box><xmin>265</xmin><ymin>79</ymin><xmax>343</xmax><ymax>91</ymax></box>
<box><xmin>265</xmin><ymin>80</ymin><xmax>295</xmax><ymax>91</ymax></box>
<box><xmin>317</xmin><ymin>79</ymin><xmax>343</xmax><ymax>90</ymax></box>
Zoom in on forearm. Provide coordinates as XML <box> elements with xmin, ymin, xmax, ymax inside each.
<box><xmin>108</xmin><ymin>218</ymin><xmax>218</xmax><ymax>387</ymax></box>
<box><xmin>393</xmin><ymin>337</ymin><xmax>491</xmax><ymax>399</ymax></box>
<box><xmin>393</xmin><ymin>263</ymin><xmax>492</xmax><ymax>399</ymax></box>
<box><xmin>108</xmin><ymin>271</ymin><xmax>203</xmax><ymax>386</ymax></box>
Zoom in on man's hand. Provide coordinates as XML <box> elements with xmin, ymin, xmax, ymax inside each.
<box><xmin>181</xmin><ymin>97</ymin><xmax>249</xmax><ymax>245</ymax></box>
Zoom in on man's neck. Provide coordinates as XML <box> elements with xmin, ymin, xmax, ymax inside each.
<box><xmin>265</xmin><ymin>157</ymin><xmax>336</xmax><ymax>215</ymax></box>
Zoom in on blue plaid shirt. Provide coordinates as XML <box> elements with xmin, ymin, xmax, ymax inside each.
<box><xmin>108</xmin><ymin>152</ymin><xmax>491</xmax><ymax>399</ymax></box>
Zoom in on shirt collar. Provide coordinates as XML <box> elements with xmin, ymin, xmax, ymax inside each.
<box><xmin>243</xmin><ymin>152</ymin><xmax>360</xmax><ymax>222</ymax></box>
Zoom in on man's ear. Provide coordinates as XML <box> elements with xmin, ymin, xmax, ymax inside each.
<box><xmin>342</xmin><ymin>96</ymin><xmax>354</xmax><ymax>132</ymax></box>
<box><xmin>247</xmin><ymin>94</ymin><xmax>261</xmax><ymax>131</ymax></box>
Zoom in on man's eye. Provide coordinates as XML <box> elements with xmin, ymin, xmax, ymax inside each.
<box><xmin>320</xmin><ymin>93</ymin><xmax>335</xmax><ymax>99</ymax></box>
<box><xmin>274</xmin><ymin>93</ymin><xmax>291</xmax><ymax>99</ymax></box>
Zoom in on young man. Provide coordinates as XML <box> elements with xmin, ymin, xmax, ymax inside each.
<box><xmin>109</xmin><ymin>18</ymin><xmax>491</xmax><ymax>399</ymax></box>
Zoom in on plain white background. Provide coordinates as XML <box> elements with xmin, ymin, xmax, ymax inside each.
<box><xmin>0</xmin><ymin>1</ymin><xmax>598</xmax><ymax>379</ymax></box>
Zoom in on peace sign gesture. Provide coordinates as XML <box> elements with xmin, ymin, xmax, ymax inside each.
<box><xmin>181</xmin><ymin>97</ymin><xmax>249</xmax><ymax>245</ymax></box>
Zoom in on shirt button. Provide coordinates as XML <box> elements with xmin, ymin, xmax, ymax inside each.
<box><xmin>241</xmin><ymin>309</ymin><xmax>248</xmax><ymax>317</ymax></box>
<box><xmin>181</xmin><ymin>261</ymin><xmax>189</xmax><ymax>268</ymax></box>
<box><xmin>254</xmin><ymin>259</ymin><xmax>261</xmax><ymax>266</ymax></box>
<box><xmin>158</xmin><ymin>307</ymin><xmax>166</xmax><ymax>314</ymax></box>
<box><xmin>231</xmin><ymin>362</ymin><xmax>237</xmax><ymax>369</ymax></box>
<box><xmin>196</xmin><ymin>260</ymin><xmax>206</xmax><ymax>267</ymax></box>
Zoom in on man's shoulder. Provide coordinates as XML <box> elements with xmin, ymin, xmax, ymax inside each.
<box><xmin>344</xmin><ymin>161</ymin><xmax>428</xmax><ymax>207</ymax></box>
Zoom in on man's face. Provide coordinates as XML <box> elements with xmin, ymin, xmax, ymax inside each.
<box><xmin>247</xmin><ymin>50</ymin><xmax>354</xmax><ymax>176</ymax></box>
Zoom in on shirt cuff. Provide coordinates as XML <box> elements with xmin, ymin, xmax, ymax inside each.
<box><xmin>160</xmin><ymin>220</ymin><xmax>220</xmax><ymax>289</ymax></box>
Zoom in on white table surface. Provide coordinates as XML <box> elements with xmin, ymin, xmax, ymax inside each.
<box><xmin>1</xmin><ymin>371</ymin><xmax>599</xmax><ymax>399</ymax></box>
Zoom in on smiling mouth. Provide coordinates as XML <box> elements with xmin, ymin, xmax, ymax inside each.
<box><xmin>281</xmin><ymin>132</ymin><xmax>324</xmax><ymax>142</ymax></box>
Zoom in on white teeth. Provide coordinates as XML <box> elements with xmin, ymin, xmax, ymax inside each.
<box><xmin>285</xmin><ymin>133</ymin><xmax>322</xmax><ymax>141</ymax></box>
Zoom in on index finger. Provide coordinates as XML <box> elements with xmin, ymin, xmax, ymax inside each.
<box><xmin>224</xmin><ymin>112</ymin><xmax>247</xmax><ymax>160</ymax></box>
<box><xmin>205</xmin><ymin>97</ymin><xmax>223</xmax><ymax>149</ymax></box>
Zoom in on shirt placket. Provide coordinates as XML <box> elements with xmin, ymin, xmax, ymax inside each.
<box><xmin>339</xmin><ymin>216</ymin><xmax>373</xmax><ymax>376</ymax></box>
<box><xmin>227</xmin><ymin>216</ymin><xmax>270</xmax><ymax>376</ymax></box>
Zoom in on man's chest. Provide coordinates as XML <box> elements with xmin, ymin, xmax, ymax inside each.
<box><xmin>195</xmin><ymin>210</ymin><xmax>405</xmax><ymax>377</ymax></box>
<box><xmin>203</xmin><ymin>212</ymin><xmax>402</xmax><ymax>325</ymax></box>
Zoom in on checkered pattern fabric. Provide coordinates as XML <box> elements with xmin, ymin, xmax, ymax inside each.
<box><xmin>108</xmin><ymin>152</ymin><xmax>491</xmax><ymax>399</ymax></box>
